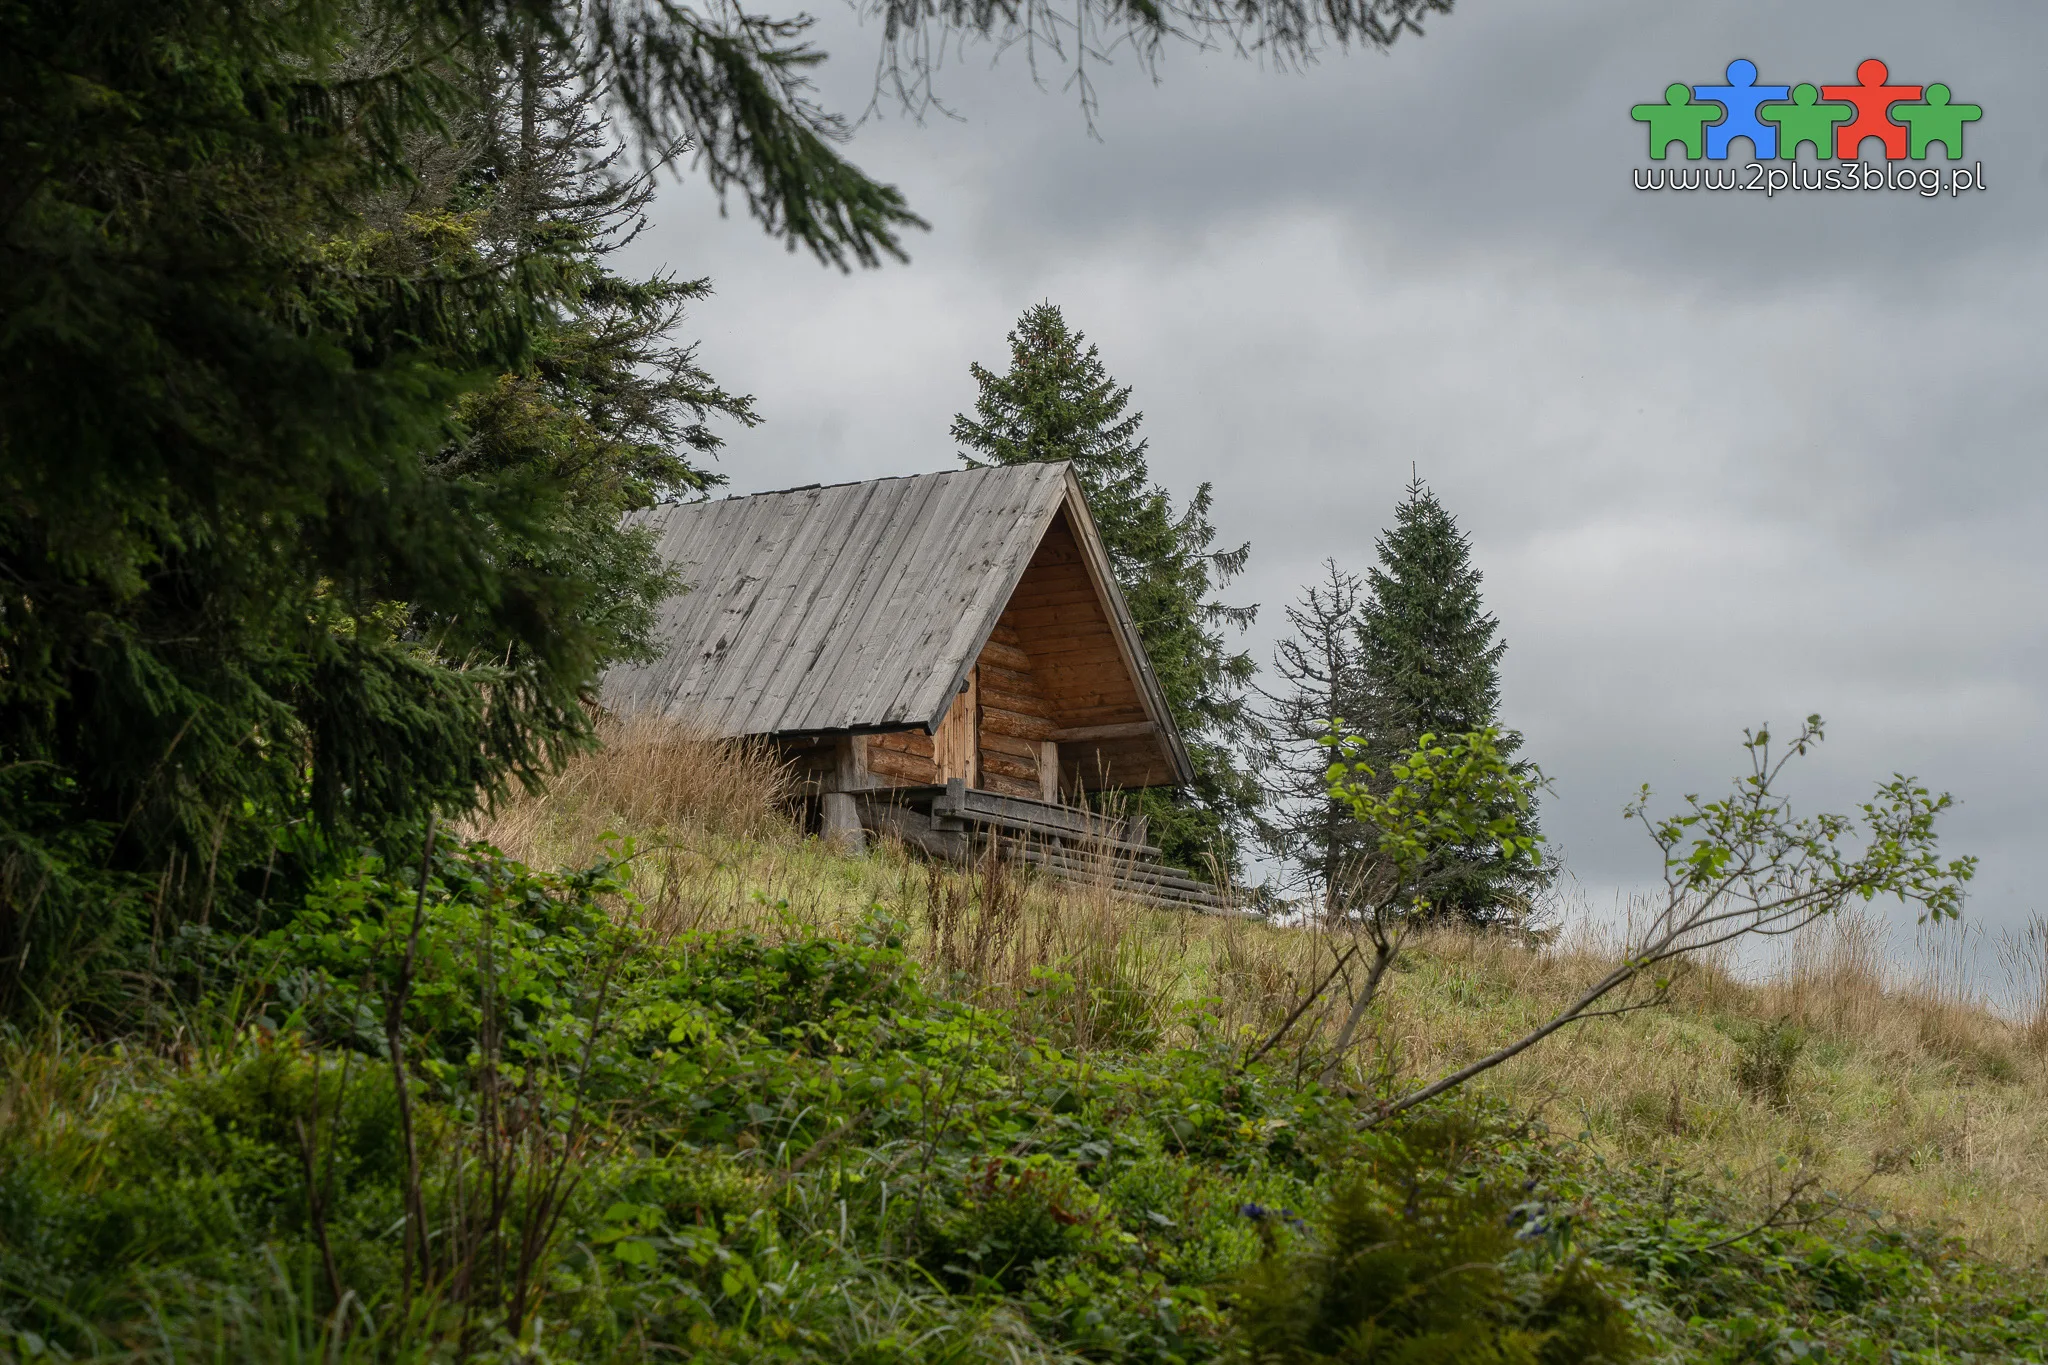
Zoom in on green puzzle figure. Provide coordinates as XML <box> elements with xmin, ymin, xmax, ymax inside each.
<box><xmin>1892</xmin><ymin>83</ymin><xmax>1982</xmax><ymax>158</ymax></box>
<box><xmin>1759</xmin><ymin>84</ymin><xmax>1851</xmax><ymax>159</ymax></box>
<box><xmin>1631</xmin><ymin>83</ymin><xmax>1715</xmax><ymax>159</ymax></box>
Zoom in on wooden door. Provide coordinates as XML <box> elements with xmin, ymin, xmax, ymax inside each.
<box><xmin>933</xmin><ymin>667</ymin><xmax>979</xmax><ymax>787</ymax></box>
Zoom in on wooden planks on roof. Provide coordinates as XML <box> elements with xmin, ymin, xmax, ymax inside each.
<box><xmin>599</xmin><ymin>464</ymin><xmax>1070</xmax><ymax>739</ymax></box>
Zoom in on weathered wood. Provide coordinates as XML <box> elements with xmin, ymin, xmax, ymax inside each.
<box><xmin>857</xmin><ymin>796</ymin><xmax>971</xmax><ymax>861</ymax></box>
<box><xmin>974</xmin><ymin>665</ymin><xmax>1042</xmax><ymax>701</ymax></box>
<box><xmin>929</xmin><ymin>786</ymin><xmax>1160</xmax><ymax>856</ymax></box>
<box><xmin>871</xmin><ymin>730</ymin><xmax>935</xmax><ymax>758</ymax></box>
<box><xmin>1039</xmin><ymin>741</ymin><xmax>1059</xmax><ymax>802</ymax></box>
<box><xmin>979</xmin><ymin>772</ymin><xmax>1041</xmax><ymax>800</ymax></box>
<box><xmin>1006</xmin><ymin>585</ymin><xmax>1099</xmax><ymax>613</ymax></box>
<box><xmin>1031</xmin><ymin>657</ymin><xmax>1141</xmax><ymax>686</ymax></box>
<box><xmin>1004</xmin><ymin>602</ymin><xmax>1123</xmax><ymax>632</ymax></box>
<box><xmin>978</xmin><ymin>729</ymin><xmax>1041</xmax><ymax>761</ymax></box>
<box><xmin>603</xmin><ymin>464</ymin><xmax>1069</xmax><ymax>737</ymax></box>
<box><xmin>773</xmin><ymin>737</ymin><xmax>839</xmax><ymax>796</ymax></box>
<box><xmin>978</xmin><ymin>751</ymin><xmax>1040</xmax><ymax>783</ymax></box>
<box><xmin>1008</xmin><ymin>848</ymin><xmax>1230</xmax><ymax>912</ymax></box>
<box><xmin>1058</xmin><ymin>701</ymin><xmax>1153</xmax><ymax>722</ymax></box>
<box><xmin>979</xmin><ymin>706</ymin><xmax>1058</xmax><ymax>741</ymax></box>
<box><xmin>1023</xmin><ymin>639</ymin><xmax>1130</xmax><ymax>666</ymax></box>
<box><xmin>866</xmin><ymin>746</ymin><xmax>939</xmax><ymax>785</ymax></box>
<box><xmin>975</xmin><ymin>640</ymin><xmax>1032</xmax><ymax>674</ymax></box>
<box><xmin>1014</xmin><ymin>847</ymin><xmax>1223</xmax><ymax>899</ymax></box>
<box><xmin>1053</xmin><ymin>721</ymin><xmax>1157</xmax><ymax>742</ymax></box>
<box><xmin>977</xmin><ymin>686</ymin><xmax>1049</xmax><ymax>721</ymax></box>
<box><xmin>932</xmin><ymin>669</ymin><xmax>978</xmax><ymax>786</ymax></box>
<box><xmin>820</xmin><ymin>792</ymin><xmax>866</xmax><ymax>854</ymax></box>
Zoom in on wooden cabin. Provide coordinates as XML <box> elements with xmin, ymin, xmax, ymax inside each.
<box><xmin>600</xmin><ymin>463</ymin><xmax>1221</xmax><ymax>906</ymax></box>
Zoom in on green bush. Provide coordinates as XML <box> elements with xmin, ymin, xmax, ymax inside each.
<box><xmin>1732</xmin><ymin>1020</ymin><xmax>1806</xmax><ymax>1109</ymax></box>
<box><xmin>1231</xmin><ymin>1110</ymin><xmax>1640</xmax><ymax>1364</ymax></box>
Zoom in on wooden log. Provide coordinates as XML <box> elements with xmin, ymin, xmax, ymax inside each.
<box><xmin>975</xmin><ymin>660</ymin><xmax>1037</xmax><ymax>693</ymax></box>
<box><xmin>1005</xmin><ymin>584</ymin><xmax>1099</xmax><ymax>612</ymax></box>
<box><xmin>872</xmin><ymin>729</ymin><xmax>935</xmax><ymax>758</ymax></box>
<box><xmin>977</xmin><ymin>729</ymin><xmax>1041</xmax><ymax>760</ymax></box>
<box><xmin>978</xmin><ymin>772</ymin><xmax>1041</xmax><ymax>800</ymax></box>
<box><xmin>979</xmin><ymin>706</ymin><xmax>1058</xmax><ymax>741</ymax></box>
<box><xmin>1006</xmin><ymin>837</ymin><xmax>1215</xmax><ymax>885</ymax></box>
<box><xmin>978</xmin><ymin>751</ymin><xmax>1041</xmax><ymax>784</ymax></box>
<box><xmin>978</xmin><ymin>686</ymin><xmax>1050</xmax><ymax>720</ymax></box>
<box><xmin>932</xmin><ymin>671</ymin><xmax>978</xmax><ymax>785</ymax></box>
<box><xmin>1053</xmin><ymin>721</ymin><xmax>1156</xmax><ymax>742</ymax></box>
<box><xmin>1031</xmin><ymin>657</ymin><xmax>1138</xmax><ymax>686</ymax></box>
<box><xmin>1005</xmin><ymin>602</ymin><xmax>1116</xmax><ymax>631</ymax></box>
<box><xmin>867</xmin><ymin>748</ymin><xmax>939</xmax><ymax>785</ymax></box>
<box><xmin>1053</xmin><ymin>702</ymin><xmax>1152</xmax><ymax>724</ymax></box>
<box><xmin>979</xmin><ymin>754</ymin><xmax>1040</xmax><ymax>785</ymax></box>
<box><xmin>975</xmin><ymin>640</ymin><xmax>1032</xmax><ymax>673</ymax></box>
<box><xmin>1018</xmin><ymin>636</ymin><xmax>1128</xmax><ymax>663</ymax></box>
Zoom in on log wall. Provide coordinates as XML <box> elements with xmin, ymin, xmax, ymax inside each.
<box><xmin>867</xmin><ymin>728</ymin><xmax>940</xmax><ymax>786</ymax></box>
<box><xmin>975</xmin><ymin>623</ymin><xmax>1058</xmax><ymax>801</ymax></box>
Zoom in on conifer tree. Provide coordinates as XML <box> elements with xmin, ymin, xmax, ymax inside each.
<box><xmin>953</xmin><ymin>304</ymin><xmax>1258</xmax><ymax>875</ymax></box>
<box><xmin>0</xmin><ymin>7</ymin><xmax>755</xmax><ymax>1007</ymax></box>
<box><xmin>1255</xmin><ymin>562</ymin><xmax>1375</xmax><ymax>906</ymax></box>
<box><xmin>1354</xmin><ymin>477</ymin><xmax>1546</xmax><ymax>923</ymax></box>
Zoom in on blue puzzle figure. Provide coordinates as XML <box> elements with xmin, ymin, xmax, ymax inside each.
<box><xmin>1695</xmin><ymin>58</ymin><xmax>1790</xmax><ymax>159</ymax></box>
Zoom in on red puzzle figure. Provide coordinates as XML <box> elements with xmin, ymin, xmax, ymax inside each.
<box><xmin>1822</xmin><ymin>58</ymin><xmax>1921</xmax><ymax>159</ymax></box>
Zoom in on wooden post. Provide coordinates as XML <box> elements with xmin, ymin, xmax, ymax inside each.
<box><xmin>934</xmin><ymin>669</ymin><xmax>979</xmax><ymax>788</ymax></box>
<box><xmin>1039</xmin><ymin>740</ymin><xmax>1059</xmax><ymax>803</ymax></box>
<box><xmin>820</xmin><ymin>792</ymin><xmax>865</xmax><ymax>855</ymax></box>
<box><xmin>831</xmin><ymin>734</ymin><xmax>874</xmax><ymax>792</ymax></box>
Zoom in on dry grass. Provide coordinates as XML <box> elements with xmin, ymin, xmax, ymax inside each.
<box><xmin>470</xmin><ymin>712</ymin><xmax>794</xmax><ymax>862</ymax></box>
<box><xmin>474</xmin><ymin>714</ymin><xmax>2048</xmax><ymax>1265</ymax></box>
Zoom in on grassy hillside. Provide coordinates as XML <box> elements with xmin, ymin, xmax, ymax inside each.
<box><xmin>481</xmin><ymin>720</ymin><xmax>2048</xmax><ymax>1266</ymax></box>
<box><xmin>3</xmin><ymin>718</ymin><xmax>2044</xmax><ymax>1362</ymax></box>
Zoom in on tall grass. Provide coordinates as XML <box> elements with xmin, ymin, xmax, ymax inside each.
<box><xmin>465</xmin><ymin>714</ymin><xmax>2048</xmax><ymax>1262</ymax></box>
<box><xmin>469</xmin><ymin>712</ymin><xmax>794</xmax><ymax>863</ymax></box>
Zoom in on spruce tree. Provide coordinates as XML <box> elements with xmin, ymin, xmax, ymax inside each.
<box><xmin>0</xmin><ymin>6</ymin><xmax>754</xmax><ymax>1008</ymax></box>
<box><xmin>1355</xmin><ymin>477</ymin><xmax>1545</xmax><ymax>923</ymax></box>
<box><xmin>1255</xmin><ymin>562</ymin><xmax>1375</xmax><ymax>907</ymax></box>
<box><xmin>953</xmin><ymin>304</ymin><xmax>1258</xmax><ymax>876</ymax></box>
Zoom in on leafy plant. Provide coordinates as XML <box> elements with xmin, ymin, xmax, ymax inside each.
<box><xmin>1232</xmin><ymin>1109</ymin><xmax>1640</xmax><ymax>1364</ymax></box>
<box><xmin>1303</xmin><ymin>718</ymin><xmax>1972</xmax><ymax>1125</ymax></box>
<box><xmin>1732</xmin><ymin>1021</ymin><xmax>1806</xmax><ymax>1110</ymax></box>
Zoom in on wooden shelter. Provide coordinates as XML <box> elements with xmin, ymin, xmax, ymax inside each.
<box><xmin>601</xmin><ymin>464</ymin><xmax>1226</xmax><ymax>908</ymax></box>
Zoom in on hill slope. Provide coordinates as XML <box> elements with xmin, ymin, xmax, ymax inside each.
<box><xmin>2</xmin><ymin>720</ymin><xmax>2044</xmax><ymax>1362</ymax></box>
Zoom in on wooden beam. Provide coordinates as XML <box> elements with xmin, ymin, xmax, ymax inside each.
<box><xmin>1053</xmin><ymin>721</ymin><xmax>1157</xmax><ymax>742</ymax></box>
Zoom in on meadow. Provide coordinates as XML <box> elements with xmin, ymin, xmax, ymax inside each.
<box><xmin>3</xmin><ymin>717</ymin><xmax>2045</xmax><ymax>1362</ymax></box>
<box><xmin>480</xmin><ymin>718</ymin><xmax>2048</xmax><ymax>1266</ymax></box>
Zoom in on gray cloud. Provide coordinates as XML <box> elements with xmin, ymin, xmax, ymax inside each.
<box><xmin>624</xmin><ymin>0</ymin><xmax>2048</xmax><ymax>951</ymax></box>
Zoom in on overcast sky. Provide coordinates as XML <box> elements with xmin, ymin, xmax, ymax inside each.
<box><xmin>622</xmin><ymin>0</ymin><xmax>2048</xmax><ymax>983</ymax></box>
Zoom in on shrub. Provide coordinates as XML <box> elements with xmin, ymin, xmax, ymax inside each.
<box><xmin>1230</xmin><ymin>1109</ymin><xmax>1640</xmax><ymax>1364</ymax></box>
<box><xmin>923</xmin><ymin>1160</ymin><xmax>1095</xmax><ymax>1290</ymax></box>
<box><xmin>1732</xmin><ymin>1020</ymin><xmax>1806</xmax><ymax>1109</ymax></box>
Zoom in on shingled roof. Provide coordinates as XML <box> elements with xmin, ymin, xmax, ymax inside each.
<box><xmin>599</xmin><ymin>463</ymin><xmax>1193</xmax><ymax>786</ymax></box>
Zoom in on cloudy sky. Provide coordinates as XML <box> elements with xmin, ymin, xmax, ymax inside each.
<box><xmin>622</xmin><ymin>0</ymin><xmax>2047</xmax><ymax>978</ymax></box>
